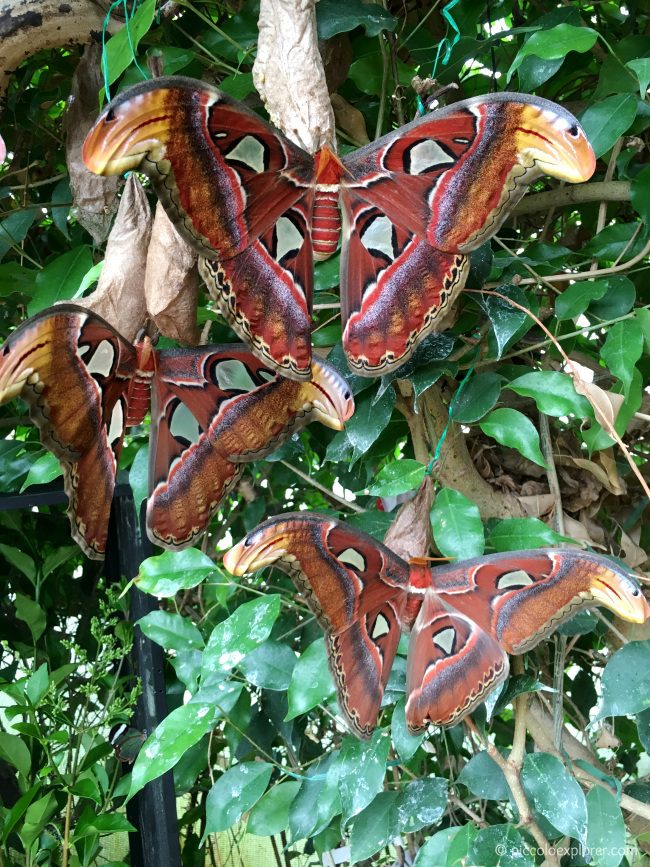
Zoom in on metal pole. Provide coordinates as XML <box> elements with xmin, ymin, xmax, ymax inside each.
<box><xmin>105</xmin><ymin>487</ymin><xmax>182</xmax><ymax>867</ymax></box>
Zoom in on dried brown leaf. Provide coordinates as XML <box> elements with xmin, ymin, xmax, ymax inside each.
<box><xmin>76</xmin><ymin>174</ymin><xmax>152</xmax><ymax>340</ymax></box>
<box><xmin>331</xmin><ymin>93</ymin><xmax>370</xmax><ymax>144</ymax></box>
<box><xmin>517</xmin><ymin>493</ymin><xmax>555</xmax><ymax>518</ymax></box>
<box><xmin>64</xmin><ymin>44</ymin><xmax>120</xmax><ymax>243</ymax></box>
<box><xmin>571</xmin><ymin>376</ymin><xmax>625</xmax><ymax>432</ymax></box>
<box><xmin>144</xmin><ymin>204</ymin><xmax>200</xmax><ymax>345</ymax></box>
<box><xmin>561</xmin><ymin>514</ymin><xmax>605</xmax><ymax>549</ymax></box>
<box><xmin>620</xmin><ymin>529</ymin><xmax>647</xmax><ymax>569</ymax></box>
<box><xmin>384</xmin><ymin>476</ymin><xmax>434</xmax><ymax>561</ymax></box>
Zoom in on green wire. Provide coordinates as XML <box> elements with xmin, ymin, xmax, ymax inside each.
<box><xmin>102</xmin><ymin>0</ymin><xmax>148</xmax><ymax>102</ymax></box>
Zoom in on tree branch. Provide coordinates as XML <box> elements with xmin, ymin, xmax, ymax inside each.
<box><xmin>512</xmin><ymin>181</ymin><xmax>631</xmax><ymax>217</ymax></box>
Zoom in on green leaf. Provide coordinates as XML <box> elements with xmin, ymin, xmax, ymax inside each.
<box><xmin>15</xmin><ymin>595</ymin><xmax>46</xmax><ymax>642</ymax></box>
<box><xmin>102</xmin><ymin>0</ymin><xmax>156</xmax><ymax>90</ymax></box>
<box><xmin>508</xmin><ymin>24</ymin><xmax>598</xmax><ymax>79</ymax></box>
<box><xmin>204</xmin><ymin>762</ymin><xmax>273</xmax><ymax>835</ymax></box>
<box><xmin>286</xmin><ymin>638</ymin><xmax>335</xmax><ymax>720</ymax></box>
<box><xmin>316</xmin><ymin>0</ymin><xmax>396</xmax><ymax>39</ymax></box>
<box><xmin>20</xmin><ymin>452</ymin><xmax>62</xmax><ymax>492</ymax></box>
<box><xmin>452</xmin><ymin>372</ymin><xmax>502</xmax><ymax>424</ymax></box>
<box><xmin>479</xmin><ymin>408</ymin><xmax>546</xmax><ymax>468</ymax></box>
<box><xmin>0</xmin><ymin>733</ymin><xmax>31</xmax><ymax>778</ymax></box>
<box><xmin>480</xmin><ymin>285</ymin><xmax>531</xmax><ymax>357</ymax></box>
<box><xmin>600</xmin><ymin>318</ymin><xmax>643</xmax><ymax>395</ymax></box>
<box><xmin>239</xmin><ymin>641</ymin><xmax>297</xmax><ymax>691</ymax></box>
<box><xmin>413</xmin><ymin>828</ymin><xmax>462</xmax><ymax>867</ymax></box>
<box><xmin>333</xmin><ymin>731</ymin><xmax>390</xmax><ymax>826</ymax></box>
<box><xmin>366</xmin><ymin>460</ymin><xmax>425</xmax><ymax>496</ymax></box>
<box><xmin>585</xmin><ymin>786</ymin><xmax>626</xmax><ymax>867</ymax></box>
<box><xmin>627</xmin><ymin>58</ymin><xmax>650</xmax><ymax>98</ymax></box>
<box><xmin>27</xmin><ymin>246</ymin><xmax>93</xmax><ymax>315</ymax></box>
<box><xmin>394</xmin><ymin>778</ymin><xmax>447</xmax><ymax>833</ymax></box>
<box><xmin>555</xmin><ymin>279</ymin><xmax>610</xmax><ymax>320</ymax></box>
<box><xmin>458</xmin><ymin>751</ymin><xmax>509</xmax><ymax>801</ymax></box>
<box><xmin>492</xmin><ymin>674</ymin><xmax>548</xmax><ymax>716</ymax></box>
<box><xmin>289</xmin><ymin>753</ymin><xmax>341</xmax><ymax>841</ymax></box>
<box><xmin>521</xmin><ymin>752</ymin><xmax>587</xmax><ymax>843</ymax></box>
<box><xmin>137</xmin><ymin>610</ymin><xmax>204</xmax><ymax>652</ymax></box>
<box><xmin>128</xmin><ymin>444</ymin><xmax>149</xmax><ymax>514</ymax></box>
<box><xmin>327</xmin><ymin>386</ymin><xmax>395</xmax><ymax>464</ymax></box>
<box><xmin>1</xmin><ymin>782</ymin><xmax>41</xmax><ymax>843</ymax></box>
<box><xmin>507</xmin><ymin>371</ymin><xmax>593</xmax><ymax>418</ymax></box>
<box><xmin>349</xmin><ymin>791</ymin><xmax>399</xmax><ymax>862</ymax></box>
<box><xmin>487</xmin><ymin>517</ymin><xmax>569</xmax><ymax>551</ymax></box>
<box><xmin>430</xmin><ymin>488</ymin><xmax>484</xmax><ymax>559</ymax></box>
<box><xmin>135</xmin><ymin>548</ymin><xmax>217</xmax><ymax>597</ymax></box>
<box><xmin>469</xmin><ymin>825</ymin><xmax>535</xmax><ymax>867</ymax></box>
<box><xmin>25</xmin><ymin>663</ymin><xmax>49</xmax><ymax>706</ymax></box>
<box><xmin>128</xmin><ymin>684</ymin><xmax>242</xmax><ymax>797</ymax></box>
<box><xmin>75</xmin><ymin>261</ymin><xmax>103</xmax><ymax>297</ymax></box>
<box><xmin>0</xmin><ymin>208</ymin><xmax>39</xmax><ymax>261</ymax></box>
<box><xmin>596</xmin><ymin>641</ymin><xmax>650</xmax><ymax>718</ymax></box>
<box><xmin>247</xmin><ymin>781</ymin><xmax>301</xmax><ymax>836</ymax></box>
<box><xmin>391</xmin><ymin>698</ymin><xmax>424</xmax><ymax>762</ymax></box>
<box><xmin>201</xmin><ymin>595</ymin><xmax>281</xmax><ymax>684</ymax></box>
<box><xmin>580</xmin><ymin>94</ymin><xmax>638</xmax><ymax>158</ymax></box>
<box><xmin>1</xmin><ymin>544</ymin><xmax>36</xmax><ymax>582</ymax></box>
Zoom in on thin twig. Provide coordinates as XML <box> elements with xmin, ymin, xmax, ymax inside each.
<box><xmin>279</xmin><ymin>460</ymin><xmax>364</xmax><ymax>513</ymax></box>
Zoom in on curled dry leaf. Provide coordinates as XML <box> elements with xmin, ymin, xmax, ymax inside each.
<box><xmin>555</xmin><ymin>452</ymin><xmax>625</xmax><ymax>496</ymax></box>
<box><xmin>145</xmin><ymin>204</ymin><xmax>200</xmax><ymax>345</ymax></box>
<box><xmin>517</xmin><ymin>493</ymin><xmax>555</xmax><ymax>518</ymax></box>
<box><xmin>570</xmin><ymin>375</ymin><xmax>625</xmax><ymax>432</ymax></box>
<box><xmin>76</xmin><ymin>174</ymin><xmax>152</xmax><ymax>341</ymax></box>
<box><xmin>384</xmin><ymin>475</ymin><xmax>434</xmax><ymax>561</ymax></box>
<box><xmin>620</xmin><ymin>528</ymin><xmax>647</xmax><ymax>569</ymax></box>
<box><xmin>331</xmin><ymin>93</ymin><xmax>370</xmax><ymax>145</ymax></box>
<box><xmin>64</xmin><ymin>44</ymin><xmax>120</xmax><ymax>243</ymax></box>
<box><xmin>561</xmin><ymin>514</ymin><xmax>605</xmax><ymax>549</ymax></box>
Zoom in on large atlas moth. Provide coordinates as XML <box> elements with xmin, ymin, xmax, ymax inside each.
<box><xmin>224</xmin><ymin>513</ymin><xmax>650</xmax><ymax>738</ymax></box>
<box><xmin>0</xmin><ymin>305</ymin><xmax>353</xmax><ymax>559</ymax></box>
<box><xmin>82</xmin><ymin>77</ymin><xmax>596</xmax><ymax>381</ymax></box>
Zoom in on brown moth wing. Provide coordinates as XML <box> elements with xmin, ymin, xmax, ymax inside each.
<box><xmin>0</xmin><ymin>305</ymin><xmax>137</xmax><ymax>557</ymax></box>
<box><xmin>223</xmin><ymin>513</ymin><xmax>411</xmax><ymax>737</ymax></box>
<box><xmin>405</xmin><ymin>592</ymin><xmax>509</xmax><ymax>731</ymax></box>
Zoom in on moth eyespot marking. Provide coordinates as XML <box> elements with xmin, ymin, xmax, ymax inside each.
<box><xmin>213</xmin><ymin>358</ymin><xmax>257</xmax><ymax>393</ymax></box>
<box><xmin>169</xmin><ymin>401</ymin><xmax>202</xmax><ymax>447</ymax></box>
<box><xmin>432</xmin><ymin>626</ymin><xmax>456</xmax><ymax>656</ymax></box>
<box><xmin>338</xmin><ymin>547</ymin><xmax>366</xmax><ymax>572</ymax></box>
<box><xmin>403</xmin><ymin>139</ymin><xmax>455</xmax><ymax>175</ymax></box>
<box><xmin>83</xmin><ymin>339</ymin><xmax>115</xmax><ymax>378</ymax></box>
<box><xmin>106</xmin><ymin>399</ymin><xmax>124</xmax><ymax>447</ymax></box>
<box><xmin>275</xmin><ymin>216</ymin><xmax>303</xmax><ymax>263</ymax></box>
<box><xmin>370</xmin><ymin>612</ymin><xmax>391</xmax><ymax>640</ymax></box>
<box><xmin>225</xmin><ymin>135</ymin><xmax>267</xmax><ymax>173</ymax></box>
<box><xmin>359</xmin><ymin>214</ymin><xmax>394</xmax><ymax>260</ymax></box>
<box><xmin>496</xmin><ymin>569</ymin><xmax>535</xmax><ymax>590</ymax></box>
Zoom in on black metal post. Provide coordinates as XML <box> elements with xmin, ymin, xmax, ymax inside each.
<box><xmin>105</xmin><ymin>488</ymin><xmax>182</xmax><ymax>867</ymax></box>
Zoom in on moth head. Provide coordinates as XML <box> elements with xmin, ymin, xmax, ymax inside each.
<box><xmin>588</xmin><ymin>561</ymin><xmax>650</xmax><ymax>624</ymax></box>
<box><xmin>82</xmin><ymin>88</ymin><xmax>176</xmax><ymax>175</ymax></box>
<box><xmin>302</xmin><ymin>358</ymin><xmax>355</xmax><ymax>431</ymax></box>
<box><xmin>223</xmin><ymin>526</ymin><xmax>290</xmax><ymax>575</ymax></box>
<box><xmin>515</xmin><ymin>104</ymin><xmax>596</xmax><ymax>184</ymax></box>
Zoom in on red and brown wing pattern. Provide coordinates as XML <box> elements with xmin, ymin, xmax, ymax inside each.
<box><xmin>224</xmin><ymin>513</ymin><xmax>649</xmax><ymax>738</ymax></box>
<box><xmin>432</xmin><ymin>548</ymin><xmax>650</xmax><ymax>655</ymax></box>
<box><xmin>223</xmin><ymin>513</ymin><xmax>410</xmax><ymax>737</ymax></box>
<box><xmin>82</xmin><ymin>77</ymin><xmax>317</xmax><ymax>380</ymax></box>
<box><xmin>83</xmin><ymin>78</ymin><xmax>596</xmax><ymax>379</ymax></box>
<box><xmin>339</xmin><ymin>93</ymin><xmax>595</xmax><ymax>374</ymax></box>
<box><xmin>147</xmin><ymin>354</ymin><xmax>354</xmax><ymax>550</ymax></box>
<box><xmin>0</xmin><ymin>305</ymin><xmax>138</xmax><ymax>558</ymax></box>
<box><xmin>405</xmin><ymin>593</ymin><xmax>509</xmax><ymax>731</ymax></box>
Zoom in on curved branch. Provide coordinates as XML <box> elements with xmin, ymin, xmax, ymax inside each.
<box><xmin>512</xmin><ymin>180</ymin><xmax>631</xmax><ymax>217</ymax></box>
<box><xmin>0</xmin><ymin>1</ymin><xmax>118</xmax><ymax>98</ymax></box>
